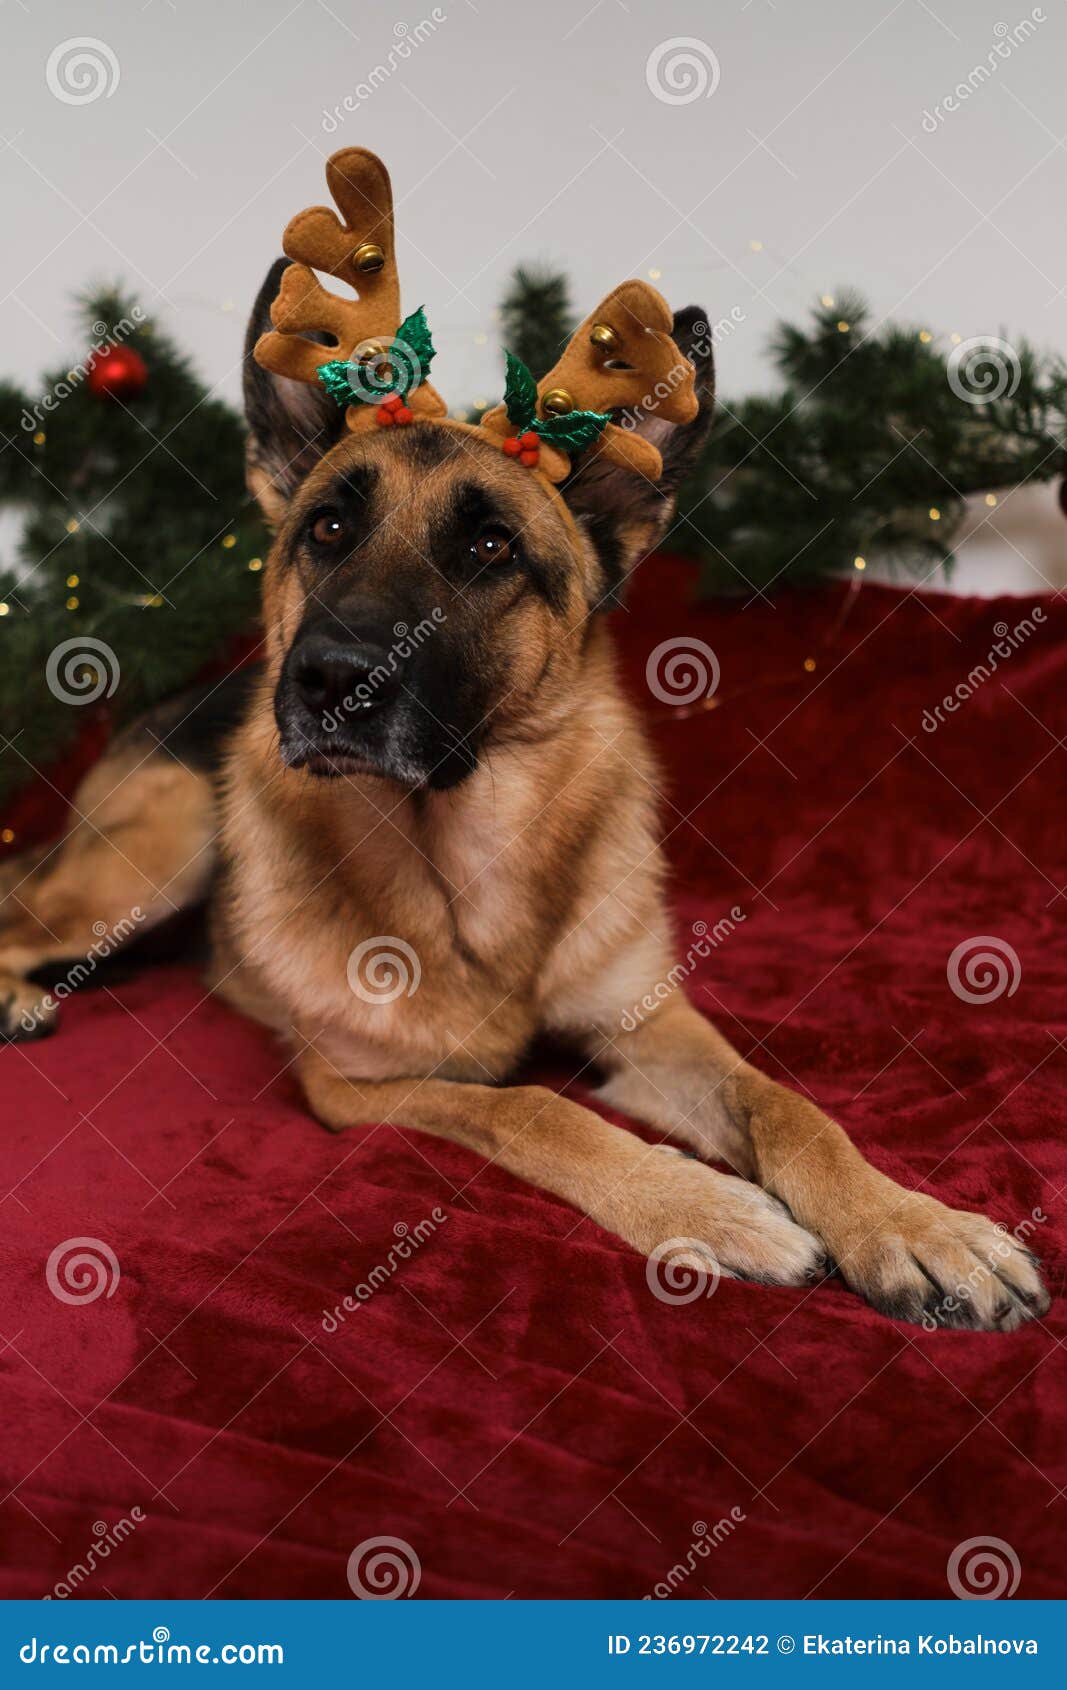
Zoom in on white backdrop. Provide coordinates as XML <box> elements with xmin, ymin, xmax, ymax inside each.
<box><xmin>4</xmin><ymin>0</ymin><xmax>1064</xmax><ymax>592</ymax></box>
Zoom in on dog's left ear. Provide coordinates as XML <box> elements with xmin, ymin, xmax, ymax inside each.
<box><xmin>562</xmin><ymin>306</ymin><xmax>714</xmax><ymax>607</ymax></box>
<box><xmin>243</xmin><ymin>257</ymin><xmax>350</xmax><ymax>525</ymax></box>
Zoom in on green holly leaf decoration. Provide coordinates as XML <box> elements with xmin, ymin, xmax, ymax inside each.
<box><xmin>316</xmin><ymin>359</ymin><xmax>355</xmax><ymax>408</ymax></box>
<box><xmin>503</xmin><ymin>350</ymin><xmax>538</xmax><ymax>430</ymax></box>
<box><xmin>394</xmin><ymin>305</ymin><xmax>436</xmax><ymax>398</ymax></box>
<box><xmin>533</xmin><ymin>408</ymin><xmax>613</xmax><ymax>454</ymax></box>
<box><xmin>315</xmin><ymin>309</ymin><xmax>437</xmax><ymax>407</ymax></box>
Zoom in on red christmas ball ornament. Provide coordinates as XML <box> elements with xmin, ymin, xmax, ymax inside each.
<box><xmin>87</xmin><ymin>344</ymin><xmax>148</xmax><ymax>402</ymax></box>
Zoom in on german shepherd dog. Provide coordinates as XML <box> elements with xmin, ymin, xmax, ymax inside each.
<box><xmin>0</xmin><ymin>174</ymin><xmax>1048</xmax><ymax>1335</ymax></box>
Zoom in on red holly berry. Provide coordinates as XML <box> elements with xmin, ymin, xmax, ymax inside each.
<box><xmin>502</xmin><ymin>436</ymin><xmax>522</xmax><ymax>457</ymax></box>
<box><xmin>519</xmin><ymin>448</ymin><xmax>540</xmax><ymax>468</ymax></box>
<box><xmin>376</xmin><ymin>406</ymin><xmax>395</xmax><ymax>426</ymax></box>
<box><xmin>518</xmin><ymin>431</ymin><xmax>539</xmax><ymax>450</ymax></box>
<box><xmin>395</xmin><ymin>405</ymin><xmax>414</xmax><ymax>424</ymax></box>
<box><xmin>380</xmin><ymin>392</ymin><xmax>403</xmax><ymax>412</ymax></box>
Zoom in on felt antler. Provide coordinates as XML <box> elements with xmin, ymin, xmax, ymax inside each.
<box><xmin>254</xmin><ymin>148</ymin><xmax>446</xmax><ymax>431</ymax></box>
<box><xmin>480</xmin><ymin>280</ymin><xmax>699</xmax><ymax>483</ymax></box>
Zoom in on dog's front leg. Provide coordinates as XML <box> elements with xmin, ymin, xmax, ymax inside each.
<box><xmin>297</xmin><ymin>1048</ymin><xmax>827</xmax><ymax>1286</ymax></box>
<box><xmin>593</xmin><ymin>997</ymin><xmax>1049</xmax><ymax>1331</ymax></box>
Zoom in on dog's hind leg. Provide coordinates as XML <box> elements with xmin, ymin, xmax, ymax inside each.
<box><xmin>590</xmin><ymin>993</ymin><xmax>1050</xmax><ymax>1331</ymax></box>
<box><xmin>297</xmin><ymin>1048</ymin><xmax>828</xmax><ymax>1287</ymax></box>
<box><xmin>0</xmin><ymin>744</ymin><xmax>217</xmax><ymax>1040</ymax></box>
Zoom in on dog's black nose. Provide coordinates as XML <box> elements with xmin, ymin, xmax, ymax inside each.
<box><xmin>291</xmin><ymin>632</ymin><xmax>401</xmax><ymax>724</ymax></box>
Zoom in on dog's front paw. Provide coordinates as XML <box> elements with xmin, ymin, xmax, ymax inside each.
<box><xmin>634</xmin><ymin>1161</ymin><xmax>830</xmax><ymax>1290</ymax></box>
<box><xmin>834</xmin><ymin>1180</ymin><xmax>1049</xmax><ymax>1332</ymax></box>
<box><xmin>0</xmin><ymin>978</ymin><xmax>56</xmax><ymax>1042</ymax></box>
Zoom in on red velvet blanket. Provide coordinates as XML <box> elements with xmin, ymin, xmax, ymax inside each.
<box><xmin>1</xmin><ymin>564</ymin><xmax>1063</xmax><ymax>1600</ymax></box>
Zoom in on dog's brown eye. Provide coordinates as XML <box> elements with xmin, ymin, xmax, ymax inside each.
<box><xmin>471</xmin><ymin>529</ymin><xmax>515</xmax><ymax>569</ymax></box>
<box><xmin>310</xmin><ymin>511</ymin><xmax>345</xmax><ymax>545</ymax></box>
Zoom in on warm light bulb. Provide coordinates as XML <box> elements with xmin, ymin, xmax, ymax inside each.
<box><xmin>853</xmin><ymin>556</ymin><xmax>866</xmax><ymax>570</ymax></box>
<box><xmin>985</xmin><ymin>493</ymin><xmax>998</xmax><ymax>507</ymax></box>
<box><xmin>929</xmin><ymin>508</ymin><xmax>941</xmax><ymax>521</ymax></box>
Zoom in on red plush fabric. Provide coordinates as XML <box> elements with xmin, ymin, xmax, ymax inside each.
<box><xmin>1</xmin><ymin>563</ymin><xmax>1063</xmax><ymax>1600</ymax></box>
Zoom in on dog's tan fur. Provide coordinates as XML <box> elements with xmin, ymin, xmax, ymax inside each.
<box><xmin>0</xmin><ymin>311</ymin><xmax>1048</xmax><ymax>1333</ymax></box>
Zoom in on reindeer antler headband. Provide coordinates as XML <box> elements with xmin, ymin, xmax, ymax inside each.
<box><xmin>254</xmin><ymin>147</ymin><xmax>699</xmax><ymax>485</ymax></box>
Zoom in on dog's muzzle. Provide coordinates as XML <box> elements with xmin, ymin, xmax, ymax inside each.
<box><xmin>275</xmin><ymin>625</ymin><xmax>408</xmax><ymax>775</ymax></box>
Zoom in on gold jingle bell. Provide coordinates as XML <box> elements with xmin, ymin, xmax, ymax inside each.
<box><xmin>354</xmin><ymin>339</ymin><xmax>387</xmax><ymax>363</ymax></box>
<box><xmin>541</xmin><ymin>388</ymin><xmax>575</xmax><ymax>417</ymax></box>
<box><xmin>353</xmin><ymin>242</ymin><xmax>386</xmax><ymax>275</ymax></box>
<box><xmin>589</xmin><ymin>322</ymin><xmax>621</xmax><ymax>355</ymax></box>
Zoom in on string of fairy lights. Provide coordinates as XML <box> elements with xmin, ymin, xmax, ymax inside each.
<box><xmin>0</xmin><ymin>240</ymin><xmax>1035</xmax><ymax>846</ymax></box>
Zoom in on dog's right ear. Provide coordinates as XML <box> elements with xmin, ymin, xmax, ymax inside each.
<box><xmin>242</xmin><ymin>258</ymin><xmax>348</xmax><ymax>524</ymax></box>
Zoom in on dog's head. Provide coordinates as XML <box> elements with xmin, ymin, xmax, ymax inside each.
<box><xmin>242</xmin><ymin>157</ymin><xmax>714</xmax><ymax>793</ymax></box>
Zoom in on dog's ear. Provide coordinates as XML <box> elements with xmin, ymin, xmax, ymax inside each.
<box><xmin>562</xmin><ymin>307</ymin><xmax>714</xmax><ymax>608</ymax></box>
<box><xmin>242</xmin><ymin>258</ymin><xmax>349</xmax><ymax>524</ymax></box>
